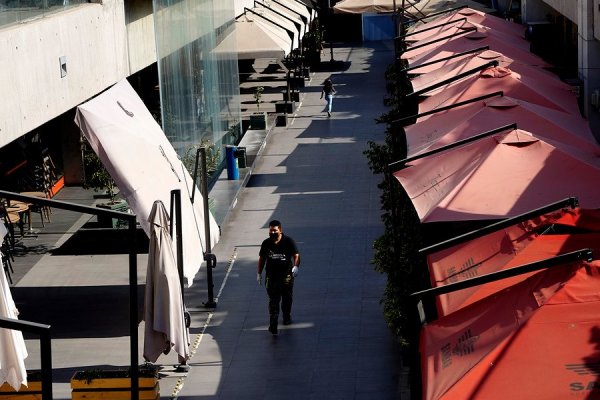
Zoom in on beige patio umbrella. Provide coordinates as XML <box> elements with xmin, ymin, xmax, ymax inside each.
<box><xmin>143</xmin><ymin>200</ymin><xmax>189</xmax><ymax>363</ymax></box>
<box><xmin>0</xmin><ymin>224</ymin><xmax>28</xmax><ymax>391</ymax></box>
<box><xmin>333</xmin><ymin>0</ymin><xmax>397</xmax><ymax>13</ymax></box>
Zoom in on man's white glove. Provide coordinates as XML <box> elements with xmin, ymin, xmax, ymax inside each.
<box><xmin>292</xmin><ymin>266</ymin><xmax>299</xmax><ymax>277</ymax></box>
<box><xmin>257</xmin><ymin>273</ymin><xmax>262</xmax><ymax>285</ymax></box>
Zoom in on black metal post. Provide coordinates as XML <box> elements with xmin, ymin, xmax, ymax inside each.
<box><xmin>39</xmin><ymin>328</ymin><xmax>52</xmax><ymax>400</ymax></box>
<box><xmin>406</xmin><ymin>60</ymin><xmax>498</xmax><ymax>98</ymax></box>
<box><xmin>389</xmin><ymin>91</ymin><xmax>503</xmax><ymax>127</ymax></box>
<box><xmin>169</xmin><ymin>190</ymin><xmax>184</xmax><ymax>297</ymax></box>
<box><xmin>388</xmin><ymin>122</ymin><xmax>517</xmax><ymax>171</ymax></box>
<box><xmin>200</xmin><ymin>148</ymin><xmax>217</xmax><ymax>308</ymax></box>
<box><xmin>0</xmin><ymin>317</ymin><xmax>52</xmax><ymax>399</ymax></box>
<box><xmin>327</xmin><ymin>0</ymin><xmax>334</xmax><ymax>62</ymax></box>
<box><xmin>400</xmin><ymin>46</ymin><xmax>489</xmax><ymax>73</ymax></box>
<box><xmin>169</xmin><ymin>190</ymin><xmax>189</xmax><ymax>371</ymax></box>
<box><xmin>410</xmin><ymin>248</ymin><xmax>593</xmax><ymax>301</ymax></box>
<box><xmin>128</xmin><ymin>218</ymin><xmax>139</xmax><ymax>400</ymax></box>
<box><xmin>0</xmin><ymin>190</ymin><xmax>140</xmax><ymax>400</ymax></box>
<box><xmin>419</xmin><ymin>197</ymin><xmax>579</xmax><ymax>255</ymax></box>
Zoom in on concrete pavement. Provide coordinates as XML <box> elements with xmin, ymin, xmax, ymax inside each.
<box><xmin>9</xmin><ymin>41</ymin><xmax>405</xmax><ymax>399</ymax></box>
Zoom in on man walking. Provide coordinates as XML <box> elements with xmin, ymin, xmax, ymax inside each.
<box><xmin>257</xmin><ymin>220</ymin><xmax>300</xmax><ymax>335</ymax></box>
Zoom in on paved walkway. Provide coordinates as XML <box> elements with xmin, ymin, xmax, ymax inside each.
<box><xmin>9</xmin><ymin>41</ymin><xmax>405</xmax><ymax>399</ymax></box>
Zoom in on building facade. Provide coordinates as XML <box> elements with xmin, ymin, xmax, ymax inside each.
<box><xmin>0</xmin><ymin>0</ymin><xmax>240</xmax><ymax>194</ymax></box>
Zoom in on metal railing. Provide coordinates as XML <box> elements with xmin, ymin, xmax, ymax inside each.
<box><xmin>0</xmin><ymin>190</ymin><xmax>140</xmax><ymax>400</ymax></box>
<box><xmin>0</xmin><ymin>317</ymin><xmax>51</xmax><ymax>399</ymax></box>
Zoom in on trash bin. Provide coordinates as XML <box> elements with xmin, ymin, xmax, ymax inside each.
<box><xmin>225</xmin><ymin>145</ymin><xmax>239</xmax><ymax>180</ymax></box>
<box><xmin>234</xmin><ymin>147</ymin><xmax>247</xmax><ymax>168</ymax></box>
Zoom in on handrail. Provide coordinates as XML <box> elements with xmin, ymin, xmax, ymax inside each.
<box><xmin>0</xmin><ymin>190</ymin><xmax>139</xmax><ymax>400</ymax></box>
<box><xmin>0</xmin><ymin>317</ymin><xmax>52</xmax><ymax>399</ymax></box>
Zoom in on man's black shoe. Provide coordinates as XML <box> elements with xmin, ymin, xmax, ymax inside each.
<box><xmin>283</xmin><ymin>317</ymin><xmax>292</xmax><ymax>325</ymax></box>
<box><xmin>268</xmin><ymin>324</ymin><xmax>278</xmax><ymax>335</ymax></box>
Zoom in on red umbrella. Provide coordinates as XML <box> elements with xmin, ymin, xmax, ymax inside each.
<box><xmin>406</xmin><ymin>7</ymin><xmax>525</xmax><ymax>44</ymax></box>
<box><xmin>426</xmin><ymin>211</ymin><xmax>600</xmax><ymax>316</ymax></box>
<box><xmin>420</xmin><ymin>258</ymin><xmax>600</xmax><ymax>400</ymax></box>
<box><xmin>404</xmin><ymin>95</ymin><xmax>597</xmax><ymax>158</ymax></box>
<box><xmin>402</xmin><ymin>29</ymin><xmax>548</xmax><ymax>71</ymax></box>
<box><xmin>393</xmin><ymin>129</ymin><xmax>600</xmax><ymax>222</ymax></box>
<box><xmin>409</xmin><ymin>50</ymin><xmax>568</xmax><ymax>97</ymax></box>
<box><xmin>415</xmin><ymin>65</ymin><xmax>580</xmax><ymax>115</ymax></box>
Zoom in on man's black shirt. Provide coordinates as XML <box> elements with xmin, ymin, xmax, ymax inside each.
<box><xmin>259</xmin><ymin>235</ymin><xmax>299</xmax><ymax>282</ymax></box>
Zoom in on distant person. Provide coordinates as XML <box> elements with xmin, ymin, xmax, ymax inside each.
<box><xmin>257</xmin><ymin>220</ymin><xmax>300</xmax><ymax>335</ymax></box>
<box><xmin>320</xmin><ymin>77</ymin><xmax>336</xmax><ymax>117</ymax></box>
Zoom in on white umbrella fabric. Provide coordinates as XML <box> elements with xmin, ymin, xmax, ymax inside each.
<box><xmin>0</xmin><ymin>224</ymin><xmax>28</xmax><ymax>391</ymax></box>
<box><xmin>143</xmin><ymin>200</ymin><xmax>189</xmax><ymax>363</ymax></box>
<box><xmin>75</xmin><ymin>79</ymin><xmax>220</xmax><ymax>287</ymax></box>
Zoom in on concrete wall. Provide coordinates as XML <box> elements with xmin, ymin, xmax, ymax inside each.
<box><xmin>125</xmin><ymin>0</ymin><xmax>157</xmax><ymax>73</ymax></box>
<box><xmin>541</xmin><ymin>0</ymin><xmax>577</xmax><ymax>22</ymax></box>
<box><xmin>0</xmin><ymin>0</ymin><xmax>158</xmax><ymax>149</ymax></box>
<box><xmin>235</xmin><ymin>0</ymin><xmax>255</xmax><ymax>18</ymax></box>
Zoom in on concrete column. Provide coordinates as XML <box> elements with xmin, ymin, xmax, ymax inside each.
<box><xmin>59</xmin><ymin>110</ymin><xmax>85</xmax><ymax>185</ymax></box>
<box><xmin>579</xmin><ymin>0</ymin><xmax>600</xmax><ymax>140</ymax></box>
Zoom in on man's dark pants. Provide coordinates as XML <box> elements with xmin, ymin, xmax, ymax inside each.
<box><xmin>266</xmin><ymin>277</ymin><xmax>294</xmax><ymax>328</ymax></box>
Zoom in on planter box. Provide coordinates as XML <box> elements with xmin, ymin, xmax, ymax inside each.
<box><xmin>0</xmin><ymin>381</ymin><xmax>41</xmax><ymax>400</ymax></box>
<box><xmin>96</xmin><ymin>200</ymin><xmax>129</xmax><ymax>228</ymax></box>
<box><xmin>275</xmin><ymin>101</ymin><xmax>295</xmax><ymax>114</ymax></box>
<box><xmin>249</xmin><ymin>112</ymin><xmax>267</xmax><ymax>130</ymax></box>
<box><xmin>276</xmin><ymin>113</ymin><xmax>288</xmax><ymax>127</ymax></box>
<box><xmin>71</xmin><ymin>370</ymin><xmax>159</xmax><ymax>400</ymax></box>
<box><xmin>282</xmin><ymin>90</ymin><xmax>300</xmax><ymax>102</ymax></box>
<box><xmin>0</xmin><ymin>371</ymin><xmax>43</xmax><ymax>399</ymax></box>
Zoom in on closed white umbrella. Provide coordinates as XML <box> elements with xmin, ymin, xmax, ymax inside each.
<box><xmin>0</xmin><ymin>224</ymin><xmax>28</xmax><ymax>390</ymax></box>
<box><xmin>143</xmin><ymin>200</ymin><xmax>189</xmax><ymax>363</ymax></box>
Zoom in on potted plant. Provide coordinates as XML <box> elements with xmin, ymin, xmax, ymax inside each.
<box><xmin>70</xmin><ymin>364</ymin><xmax>159</xmax><ymax>400</ymax></box>
<box><xmin>250</xmin><ymin>86</ymin><xmax>267</xmax><ymax>130</ymax></box>
<box><xmin>82</xmin><ymin>139</ymin><xmax>129</xmax><ymax>228</ymax></box>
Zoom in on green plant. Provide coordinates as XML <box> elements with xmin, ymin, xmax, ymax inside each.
<box><xmin>73</xmin><ymin>364</ymin><xmax>159</xmax><ymax>384</ymax></box>
<box><xmin>82</xmin><ymin>141</ymin><xmax>117</xmax><ymax>203</ymax></box>
<box><xmin>181</xmin><ymin>138</ymin><xmax>221</xmax><ymax>178</ymax></box>
<box><xmin>363</xmin><ymin>60</ymin><xmax>429</xmax><ymax>349</ymax></box>
<box><xmin>253</xmin><ymin>86</ymin><xmax>265</xmax><ymax>111</ymax></box>
<box><xmin>228</xmin><ymin>122</ymin><xmax>242</xmax><ymax>144</ymax></box>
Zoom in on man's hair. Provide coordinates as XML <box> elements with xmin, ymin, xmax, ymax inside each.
<box><xmin>269</xmin><ymin>220</ymin><xmax>282</xmax><ymax>229</ymax></box>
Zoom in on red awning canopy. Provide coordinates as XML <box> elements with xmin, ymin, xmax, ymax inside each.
<box><xmin>404</xmin><ymin>95</ymin><xmax>597</xmax><ymax>158</ymax></box>
<box><xmin>426</xmin><ymin>208</ymin><xmax>600</xmax><ymax>316</ymax></box>
<box><xmin>416</xmin><ymin>66</ymin><xmax>580</xmax><ymax>115</ymax></box>
<box><xmin>420</xmin><ymin>260</ymin><xmax>600</xmax><ymax>400</ymax></box>
<box><xmin>393</xmin><ymin>130</ymin><xmax>600</xmax><ymax>222</ymax></box>
<box><xmin>402</xmin><ymin>29</ymin><xmax>549</xmax><ymax>71</ymax></box>
<box><xmin>409</xmin><ymin>50</ymin><xmax>567</xmax><ymax>96</ymax></box>
<box><xmin>406</xmin><ymin>7</ymin><xmax>526</xmax><ymax>44</ymax></box>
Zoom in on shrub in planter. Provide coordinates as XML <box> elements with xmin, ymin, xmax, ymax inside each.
<box><xmin>70</xmin><ymin>365</ymin><xmax>159</xmax><ymax>400</ymax></box>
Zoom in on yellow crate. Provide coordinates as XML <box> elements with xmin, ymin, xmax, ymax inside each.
<box><xmin>70</xmin><ymin>372</ymin><xmax>159</xmax><ymax>400</ymax></box>
<box><xmin>0</xmin><ymin>379</ymin><xmax>42</xmax><ymax>399</ymax></box>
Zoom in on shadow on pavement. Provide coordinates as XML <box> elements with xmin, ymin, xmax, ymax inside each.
<box><xmin>51</xmin><ymin>225</ymin><xmax>149</xmax><ymax>255</ymax></box>
<box><xmin>13</xmin><ymin>285</ymin><xmax>144</xmax><ymax>339</ymax></box>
